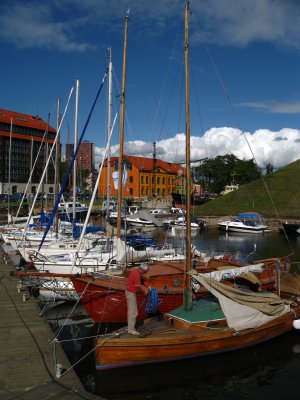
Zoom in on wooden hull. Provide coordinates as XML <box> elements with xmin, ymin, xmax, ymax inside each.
<box><xmin>95</xmin><ymin>304</ymin><xmax>300</xmax><ymax>370</ymax></box>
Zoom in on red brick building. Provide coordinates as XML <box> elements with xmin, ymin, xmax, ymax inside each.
<box><xmin>65</xmin><ymin>141</ymin><xmax>94</xmax><ymax>173</ymax></box>
<box><xmin>0</xmin><ymin>109</ymin><xmax>56</xmax><ymax>195</ymax></box>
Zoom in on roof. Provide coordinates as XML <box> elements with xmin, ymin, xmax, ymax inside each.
<box><xmin>106</xmin><ymin>155</ymin><xmax>184</xmax><ymax>175</ymax></box>
<box><xmin>0</xmin><ymin>109</ymin><xmax>56</xmax><ymax>133</ymax></box>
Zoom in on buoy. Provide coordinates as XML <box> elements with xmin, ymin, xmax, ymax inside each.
<box><xmin>292</xmin><ymin>319</ymin><xmax>300</xmax><ymax>329</ymax></box>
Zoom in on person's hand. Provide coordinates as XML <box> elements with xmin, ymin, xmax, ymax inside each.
<box><xmin>142</xmin><ymin>286</ymin><xmax>151</xmax><ymax>295</ymax></box>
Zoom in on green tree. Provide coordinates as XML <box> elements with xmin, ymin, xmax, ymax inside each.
<box><xmin>265</xmin><ymin>163</ymin><xmax>274</xmax><ymax>175</ymax></box>
<box><xmin>194</xmin><ymin>154</ymin><xmax>261</xmax><ymax>194</ymax></box>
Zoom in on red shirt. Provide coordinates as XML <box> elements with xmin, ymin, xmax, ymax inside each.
<box><xmin>126</xmin><ymin>268</ymin><xmax>148</xmax><ymax>294</ymax></box>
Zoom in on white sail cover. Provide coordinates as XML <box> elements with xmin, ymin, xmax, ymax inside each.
<box><xmin>190</xmin><ymin>270</ymin><xmax>290</xmax><ymax>331</ymax></box>
<box><xmin>116</xmin><ymin>237</ymin><xmax>175</xmax><ymax>264</ymax></box>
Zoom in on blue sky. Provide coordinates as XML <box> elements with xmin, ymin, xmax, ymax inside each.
<box><xmin>1</xmin><ymin>0</ymin><xmax>300</xmax><ymax>171</ymax></box>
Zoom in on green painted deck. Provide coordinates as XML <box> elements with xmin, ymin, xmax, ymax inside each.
<box><xmin>0</xmin><ymin>249</ymin><xmax>101</xmax><ymax>399</ymax></box>
<box><xmin>167</xmin><ymin>298</ymin><xmax>225</xmax><ymax>323</ymax></box>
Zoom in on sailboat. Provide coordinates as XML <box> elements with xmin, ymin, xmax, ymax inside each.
<box><xmin>93</xmin><ymin>2</ymin><xmax>300</xmax><ymax>370</ymax></box>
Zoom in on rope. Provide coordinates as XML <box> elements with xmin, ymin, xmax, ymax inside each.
<box><xmin>145</xmin><ymin>288</ymin><xmax>162</xmax><ymax>314</ymax></box>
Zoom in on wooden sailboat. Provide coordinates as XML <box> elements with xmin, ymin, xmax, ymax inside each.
<box><xmin>94</xmin><ymin>2</ymin><xmax>300</xmax><ymax>370</ymax></box>
<box><xmin>70</xmin><ymin>255</ymin><xmax>288</xmax><ymax>323</ymax></box>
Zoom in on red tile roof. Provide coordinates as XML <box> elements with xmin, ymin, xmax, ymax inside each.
<box><xmin>107</xmin><ymin>155</ymin><xmax>185</xmax><ymax>175</ymax></box>
<box><xmin>0</xmin><ymin>109</ymin><xmax>56</xmax><ymax>132</ymax></box>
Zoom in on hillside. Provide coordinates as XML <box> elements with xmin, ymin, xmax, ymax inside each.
<box><xmin>195</xmin><ymin>159</ymin><xmax>300</xmax><ymax>219</ymax></box>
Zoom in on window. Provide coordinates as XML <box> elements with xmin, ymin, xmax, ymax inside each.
<box><xmin>129</xmin><ymin>176</ymin><xmax>133</xmax><ymax>183</ymax></box>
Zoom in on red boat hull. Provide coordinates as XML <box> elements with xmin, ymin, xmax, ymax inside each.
<box><xmin>71</xmin><ymin>277</ymin><xmax>186</xmax><ymax>323</ymax></box>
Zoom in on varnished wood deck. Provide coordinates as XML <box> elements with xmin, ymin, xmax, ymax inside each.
<box><xmin>0</xmin><ymin>249</ymin><xmax>101</xmax><ymax>399</ymax></box>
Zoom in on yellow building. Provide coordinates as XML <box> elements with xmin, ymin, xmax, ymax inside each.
<box><xmin>98</xmin><ymin>155</ymin><xmax>183</xmax><ymax>199</ymax></box>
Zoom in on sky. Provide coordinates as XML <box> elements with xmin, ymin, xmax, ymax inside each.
<box><xmin>1</xmin><ymin>0</ymin><xmax>300</xmax><ymax>174</ymax></box>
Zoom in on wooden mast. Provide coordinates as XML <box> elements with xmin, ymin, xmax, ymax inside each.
<box><xmin>184</xmin><ymin>1</ymin><xmax>193</xmax><ymax>310</ymax></box>
<box><xmin>117</xmin><ymin>10</ymin><xmax>129</xmax><ymax>239</ymax></box>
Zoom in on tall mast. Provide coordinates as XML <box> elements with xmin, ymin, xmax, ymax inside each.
<box><xmin>8</xmin><ymin>118</ymin><xmax>12</xmax><ymax>223</ymax></box>
<box><xmin>55</xmin><ymin>101</ymin><xmax>61</xmax><ymax>236</ymax></box>
<box><xmin>73</xmin><ymin>79</ymin><xmax>80</xmax><ymax>221</ymax></box>
<box><xmin>117</xmin><ymin>10</ymin><xmax>129</xmax><ymax>239</ymax></box>
<box><xmin>184</xmin><ymin>1</ymin><xmax>193</xmax><ymax>310</ymax></box>
<box><xmin>106</xmin><ymin>47</ymin><xmax>112</xmax><ymax>221</ymax></box>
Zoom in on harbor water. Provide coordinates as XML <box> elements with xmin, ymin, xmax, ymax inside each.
<box><xmin>46</xmin><ymin>227</ymin><xmax>300</xmax><ymax>400</ymax></box>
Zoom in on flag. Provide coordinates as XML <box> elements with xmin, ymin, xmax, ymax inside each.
<box><xmin>112</xmin><ymin>165</ymin><xmax>128</xmax><ymax>189</ymax></box>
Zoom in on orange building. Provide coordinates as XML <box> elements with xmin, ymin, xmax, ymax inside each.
<box><xmin>99</xmin><ymin>155</ymin><xmax>183</xmax><ymax>199</ymax></box>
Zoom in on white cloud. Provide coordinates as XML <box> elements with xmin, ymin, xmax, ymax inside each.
<box><xmin>240</xmin><ymin>101</ymin><xmax>300</xmax><ymax>114</ymax></box>
<box><xmin>1</xmin><ymin>0</ymin><xmax>300</xmax><ymax>51</ymax></box>
<box><xmin>94</xmin><ymin>127</ymin><xmax>300</xmax><ymax>170</ymax></box>
<box><xmin>0</xmin><ymin>2</ymin><xmax>94</xmax><ymax>51</ymax></box>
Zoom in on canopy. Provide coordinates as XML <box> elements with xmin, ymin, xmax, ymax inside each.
<box><xmin>190</xmin><ymin>270</ymin><xmax>290</xmax><ymax>331</ymax></box>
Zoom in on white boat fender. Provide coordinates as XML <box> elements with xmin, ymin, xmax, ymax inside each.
<box><xmin>292</xmin><ymin>319</ymin><xmax>300</xmax><ymax>330</ymax></box>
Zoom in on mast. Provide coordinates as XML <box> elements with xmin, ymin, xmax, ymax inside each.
<box><xmin>106</xmin><ymin>47</ymin><xmax>112</xmax><ymax>221</ymax></box>
<box><xmin>7</xmin><ymin>118</ymin><xmax>12</xmax><ymax>223</ymax></box>
<box><xmin>55</xmin><ymin>100</ymin><xmax>61</xmax><ymax>236</ymax></box>
<box><xmin>41</xmin><ymin>113</ymin><xmax>50</xmax><ymax>212</ymax></box>
<box><xmin>184</xmin><ymin>1</ymin><xmax>193</xmax><ymax>310</ymax></box>
<box><xmin>117</xmin><ymin>10</ymin><xmax>129</xmax><ymax>239</ymax></box>
<box><xmin>73</xmin><ymin>79</ymin><xmax>80</xmax><ymax>221</ymax></box>
<box><xmin>29</xmin><ymin>136</ymin><xmax>33</xmax><ymax>209</ymax></box>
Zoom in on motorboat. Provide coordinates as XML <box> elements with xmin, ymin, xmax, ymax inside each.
<box><xmin>218</xmin><ymin>212</ymin><xmax>269</xmax><ymax>234</ymax></box>
<box><xmin>57</xmin><ymin>201</ymin><xmax>88</xmax><ymax>220</ymax></box>
<box><xmin>279</xmin><ymin>222</ymin><xmax>300</xmax><ymax>236</ymax></box>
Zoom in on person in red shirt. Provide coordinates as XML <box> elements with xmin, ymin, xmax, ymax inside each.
<box><xmin>125</xmin><ymin>263</ymin><xmax>150</xmax><ymax>336</ymax></box>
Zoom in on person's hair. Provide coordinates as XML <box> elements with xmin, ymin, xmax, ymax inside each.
<box><xmin>139</xmin><ymin>263</ymin><xmax>149</xmax><ymax>272</ymax></box>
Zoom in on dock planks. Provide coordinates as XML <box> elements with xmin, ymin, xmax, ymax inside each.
<box><xmin>0</xmin><ymin>251</ymin><xmax>101</xmax><ymax>399</ymax></box>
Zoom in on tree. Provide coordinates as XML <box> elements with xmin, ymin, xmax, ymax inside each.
<box><xmin>265</xmin><ymin>163</ymin><xmax>274</xmax><ymax>175</ymax></box>
<box><xmin>193</xmin><ymin>154</ymin><xmax>262</xmax><ymax>194</ymax></box>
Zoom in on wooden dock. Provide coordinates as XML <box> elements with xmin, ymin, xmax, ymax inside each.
<box><xmin>0</xmin><ymin>250</ymin><xmax>102</xmax><ymax>399</ymax></box>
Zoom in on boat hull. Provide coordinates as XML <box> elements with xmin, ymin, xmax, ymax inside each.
<box><xmin>71</xmin><ymin>270</ymin><xmax>192</xmax><ymax>323</ymax></box>
<box><xmin>218</xmin><ymin>222</ymin><xmax>268</xmax><ymax>234</ymax></box>
<box><xmin>279</xmin><ymin>224</ymin><xmax>300</xmax><ymax>236</ymax></box>
<box><xmin>95</xmin><ymin>304</ymin><xmax>300</xmax><ymax>370</ymax></box>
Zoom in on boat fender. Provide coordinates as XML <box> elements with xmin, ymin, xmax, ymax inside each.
<box><xmin>145</xmin><ymin>288</ymin><xmax>162</xmax><ymax>314</ymax></box>
<box><xmin>293</xmin><ymin>319</ymin><xmax>300</xmax><ymax>330</ymax></box>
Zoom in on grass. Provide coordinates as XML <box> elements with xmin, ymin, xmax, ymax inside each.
<box><xmin>194</xmin><ymin>159</ymin><xmax>300</xmax><ymax>219</ymax></box>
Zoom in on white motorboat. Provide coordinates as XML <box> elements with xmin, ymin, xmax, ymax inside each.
<box><xmin>57</xmin><ymin>201</ymin><xmax>88</xmax><ymax>220</ymax></box>
<box><xmin>218</xmin><ymin>212</ymin><xmax>269</xmax><ymax>234</ymax></box>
